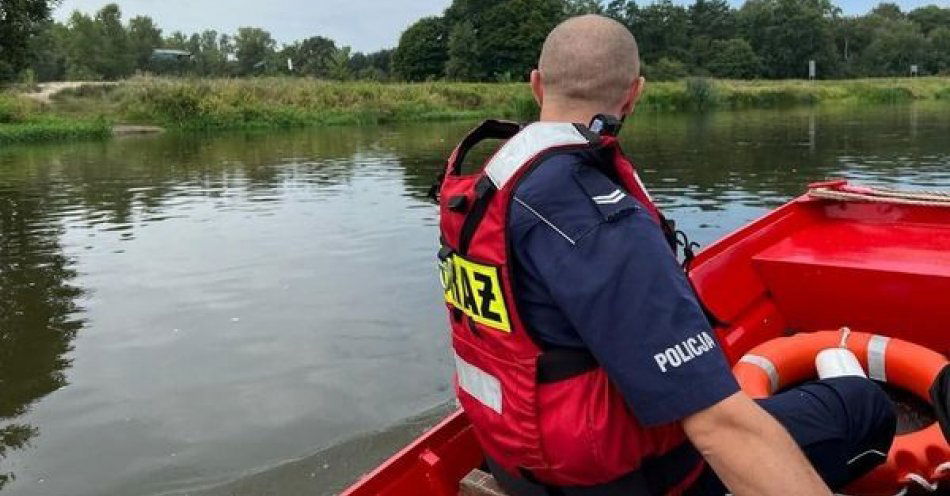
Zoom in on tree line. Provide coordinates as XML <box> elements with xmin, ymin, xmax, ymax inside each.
<box><xmin>394</xmin><ymin>0</ymin><xmax>950</xmax><ymax>81</ymax></box>
<box><xmin>1</xmin><ymin>0</ymin><xmax>948</xmax><ymax>84</ymax></box>
<box><xmin>4</xmin><ymin>3</ymin><xmax>392</xmax><ymax>82</ymax></box>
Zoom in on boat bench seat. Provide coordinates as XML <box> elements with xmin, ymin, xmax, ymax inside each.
<box><xmin>460</xmin><ymin>469</ymin><xmax>508</xmax><ymax>496</ymax></box>
<box><xmin>751</xmin><ymin>219</ymin><xmax>950</xmax><ymax>354</ymax></box>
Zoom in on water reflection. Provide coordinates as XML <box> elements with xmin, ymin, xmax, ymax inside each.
<box><xmin>0</xmin><ymin>183</ymin><xmax>84</xmax><ymax>489</ymax></box>
<box><xmin>622</xmin><ymin>104</ymin><xmax>950</xmax><ymax>244</ymax></box>
<box><xmin>0</xmin><ymin>103</ymin><xmax>945</xmax><ymax>495</ymax></box>
<box><xmin>628</xmin><ymin>103</ymin><xmax>950</xmax><ymax>209</ymax></box>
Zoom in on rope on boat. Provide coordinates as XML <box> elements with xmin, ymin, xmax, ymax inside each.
<box><xmin>838</xmin><ymin>326</ymin><xmax>852</xmax><ymax>348</ymax></box>
<box><xmin>808</xmin><ymin>183</ymin><xmax>950</xmax><ymax>207</ymax></box>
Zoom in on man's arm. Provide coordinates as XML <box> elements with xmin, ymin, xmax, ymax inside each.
<box><xmin>683</xmin><ymin>391</ymin><xmax>832</xmax><ymax>496</ymax></box>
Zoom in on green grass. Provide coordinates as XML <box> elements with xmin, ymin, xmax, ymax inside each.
<box><xmin>0</xmin><ymin>92</ymin><xmax>113</xmax><ymax>144</ymax></box>
<box><xmin>639</xmin><ymin>77</ymin><xmax>950</xmax><ymax>111</ymax></box>
<box><xmin>107</xmin><ymin>76</ymin><xmax>950</xmax><ymax>128</ymax></box>
<box><xmin>0</xmin><ymin>117</ymin><xmax>112</xmax><ymax>144</ymax></box>
<box><xmin>4</xmin><ymin>76</ymin><xmax>950</xmax><ymax>143</ymax></box>
<box><xmin>102</xmin><ymin>77</ymin><xmax>540</xmax><ymax>130</ymax></box>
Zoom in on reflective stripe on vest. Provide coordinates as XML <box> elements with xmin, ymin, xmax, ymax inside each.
<box><xmin>485</xmin><ymin>123</ymin><xmax>590</xmax><ymax>189</ymax></box>
<box><xmin>455</xmin><ymin>352</ymin><xmax>502</xmax><ymax>414</ymax></box>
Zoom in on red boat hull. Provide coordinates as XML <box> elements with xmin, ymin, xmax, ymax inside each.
<box><xmin>342</xmin><ymin>183</ymin><xmax>950</xmax><ymax>496</ymax></box>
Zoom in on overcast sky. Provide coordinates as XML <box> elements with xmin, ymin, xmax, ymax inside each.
<box><xmin>53</xmin><ymin>0</ymin><xmax>948</xmax><ymax>53</ymax></box>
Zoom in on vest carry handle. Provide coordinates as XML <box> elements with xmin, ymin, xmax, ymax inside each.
<box><xmin>447</xmin><ymin>120</ymin><xmax>522</xmax><ymax>176</ymax></box>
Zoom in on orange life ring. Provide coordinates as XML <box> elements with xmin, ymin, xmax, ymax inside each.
<box><xmin>732</xmin><ymin>330</ymin><xmax>950</xmax><ymax>496</ymax></box>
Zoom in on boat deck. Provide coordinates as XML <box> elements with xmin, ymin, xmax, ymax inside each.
<box><xmin>342</xmin><ymin>186</ymin><xmax>950</xmax><ymax>496</ymax></box>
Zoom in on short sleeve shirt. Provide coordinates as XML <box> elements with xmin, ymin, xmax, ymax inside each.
<box><xmin>508</xmin><ymin>148</ymin><xmax>739</xmax><ymax>427</ymax></box>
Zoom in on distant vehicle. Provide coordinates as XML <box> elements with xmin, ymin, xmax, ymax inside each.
<box><xmin>150</xmin><ymin>49</ymin><xmax>192</xmax><ymax>62</ymax></box>
<box><xmin>149</xmin><ymin>49</ymin><xmax>193</xmax><ymax>74</ymax></box>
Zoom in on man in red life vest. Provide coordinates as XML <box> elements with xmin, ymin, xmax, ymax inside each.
<box><xmin>436</xmin><ymin>14</ymin><xmax>895</xmax><ymax>496</ymax></box>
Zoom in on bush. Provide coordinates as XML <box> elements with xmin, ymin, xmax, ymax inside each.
<box><xmin>852</xmin><ymin>86</ymin><xmax>915</xmax><ymax>103</ymax></box>
<box><xmin>707</xmin><ymin>39</ymin><xmax>761</xmax><ymax>79</ymax></box>
<box><xmin>645</xmin><ymin>58</ymin><xmax>689</xmax><ymax>82</ymax></box>
<box><xmin>0</xmin><ymin>93</ymin><xmax>30</xmax><ymax>124</ymax></box>
<box><xmin>16</xmin><ymin>69</ymin><xmax>39</xmax><ymax>93</ymax></box>
<box><xmin>685</xmin><ymin>77</ymin><xmax>719</xmax><ymax>110</ymax></box>
<box><xmin>505</xmin><ymin>93</ymin><xmax>539</xmax><ymax>120</ymax></box>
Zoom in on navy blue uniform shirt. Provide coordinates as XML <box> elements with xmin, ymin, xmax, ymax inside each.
<box><xmin>508</xmin><ymin>148</ymin><xmax>739</xmax><ymax>427</ymax></box>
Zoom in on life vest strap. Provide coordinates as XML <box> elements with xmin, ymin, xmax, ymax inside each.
<box><xmin>458</xmin><ymin>175</ymin><xmax>497</xmax><ymax>255</ymax></box>
<box><xmin>486</xmin><ymin>440</ymin><xmax>703</xmax><ymax>496</ymax></box>
<box><xmin>536</xmin><ymin>347</ymin><xmax>598</xmax><ymax>384</ymax></box>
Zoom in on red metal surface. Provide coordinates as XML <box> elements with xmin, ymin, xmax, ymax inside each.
<box><xmin>340</xmin><ymin>409</ymin><xmax>482</xmax><ymax>496</ymax></box>
<box><xmin>753</xmin><ymin>218</ymin><xmax>950</xmax><ymax>355</ymax></box>
<box><xmin>340</xmin><ymin>182</ymin><xmax>950</xmax><ymax>496</ymax></box>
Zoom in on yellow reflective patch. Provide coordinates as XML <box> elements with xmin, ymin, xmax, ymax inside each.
<box><xmin>442</xmin><ymin>255</ymin><xmax>511</xmax><ymax>332</ymax></box>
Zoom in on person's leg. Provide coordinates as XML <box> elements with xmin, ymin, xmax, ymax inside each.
<box><xmin>687</xmin><ymin>376</ymin><xmax>897</xmax><ymax>495</ymax></box>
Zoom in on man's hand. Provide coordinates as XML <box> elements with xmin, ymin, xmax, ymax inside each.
<box><xmin>683</xmin><ymin>391</ymin><xmax>832</xmax><ymax>496</ymax></box>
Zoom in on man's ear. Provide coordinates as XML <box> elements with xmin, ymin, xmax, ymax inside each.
<box><xmin>530</xmin><ymin>69</ymin><xmax>544</xmax><ymax>107</ymax></box>
<box><xmin>620</xmin><ymin>76</ymin><xmax>646</xmax><ymax>116</ymax></box>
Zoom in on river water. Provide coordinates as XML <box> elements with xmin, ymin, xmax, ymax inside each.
<box><xmin>0</xmin><ymin>103</ymin><xmax>948</xmax><ymax>496</ymax></box>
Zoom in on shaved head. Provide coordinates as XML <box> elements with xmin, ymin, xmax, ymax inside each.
<box><xmin>536</xmin><ymin>15</ymin><xmax>641</xmax><ymax>113</ymax></box>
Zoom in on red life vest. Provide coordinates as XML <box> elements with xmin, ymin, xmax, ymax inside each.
<box><xmin>437</xmin><ymin>120</ymin><xmax>705</xmax><ymax>494</ymax></box>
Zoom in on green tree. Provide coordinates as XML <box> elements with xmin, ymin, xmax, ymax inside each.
<box><xmin>832</xmin><ymin>16</ymin><xmax>864</xmax><ymax>76</ymax></box>
<box><xmin>285</xmin><ymin>36</ymin><xmax>337</xmax><ymax>77</ymax></box>
<box><xmin>63</xmin><ymin>11</ymin><xmax>104</xmax><ymax>79</ymax></box>
<box><xmin>186</xmin><ymin>30</ymin><xmax>229</xmax><ymax>76</ymax></box>
<box><xmin>0</xmin><ymin>0</ymin><xmax>57</xmax><ymax>81</ymax></box>
<box><xmin>907</xmin><ymin>5</ymin><xmax>950</xmax><ymax>36</ymax></box>
<box><xmin>445</xmin><ymin>20</ymin><xmax>480</xmax><ymax>80</ymax></box>
<box><xmin>565</xmin><ymin>0</ymin><xmax>607</xmax><ymax>16</ymax></box>
<box><xmin>928</xmin><ymin>27</ymin><xmax>950</xmax><ymax>74</ymax></box>
<box><xmin>443</xmin><ymin>0</ymin><xmax>495</xmax><ymax>28</ymax></box>
<box><xmin>234</xmin><ymin>27</ymin><xmax>276</xmax><ymax>75</ymax></box>
<box><xmin>440</xmin><ymin>0</ymin><xmax>565</xmax><ymax>81</ymax></box>
<box><xmin>644</xmin><ymin>57</ymin><xmax>688</xmax><ymax>81</ymax></box>
<box><xmin>128</xmin><ymin>16</ymin><xmax>162</xmax><ymax>72</ymax></box>
<box><xmin>860</xmin><ymin>18</ymin><xmax>929</xmax><ymax>75</ymax></box>
<box><xmin>393</xmin><ymin>16</ymin><xmax>448</xmax><ymax>81</ymax></box>
<box><xmin>629</xmin><ymin>0</ymin><xmax>692</xmax><ymax>64</ymax></box>
<box><xmin>164</xmin><ymin>31</ymin><xmax>188</xmax><ymax>50</ymax></box>
<box><xmin>348</xmin><ymin>49</ymin><xmax>393</xmax><ymax>80</ymax></box>
<box><xmin>95</xmin><ymin>4</ymin><xmax>132</xmax><ymax>79</ymax></box>
<box><xmin>474</xmin><ymin>0</ymin><xmax>565</xmax><ymax>80</ymax></box>
<box><xmin>689</xmin><ymin>0</ymin><xmax>736</xmax><ymax>41</ymax></box>
<box><xmin>870</xmin><ymin>2</ymin><xmax>904</xmax><ymax>20</ymax></box>
<box><xmin>739</xmin><ymin>0</ymin><xmax>839</xmax><ymax>78</ymax></box>
<box><xmin>218</xmin><ymin>33</ymin><xmax>235</xmax><ymax>75</ymax></box>
<box><xmin>707</xmin><ymin>38</ymin><xmax>761</xmax><ymax>78</ymax></box>
<box><xmin>328</xmin><ymin>46</ymin><xmax>352</xmax><ymax>80</ymax></box>
<box><xmin>27</xmin><ymin>21</ymin><xmax>69</xmax><ymax>81</ymax></box>
<box><xmin>686</xmin><ymin>0</ymin><xmax>737</xmax><ymax>71</ymax></box>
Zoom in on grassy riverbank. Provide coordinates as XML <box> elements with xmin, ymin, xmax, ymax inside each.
<box><xmin>0</xmin><ymin>93</ymin><xmax>111</xmax><ymax>144</ymax></box>
<box><xmin>3</xmin><ymin>76</ymin><xmax>949</xmax><ymax>143</ymax></box>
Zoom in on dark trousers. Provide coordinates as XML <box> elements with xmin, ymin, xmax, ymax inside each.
<box><xmin>687</xmin><ymin>376</ymin><xmax>897</xmax><ymax>495</ymax></box>
<box><xmin>491</xmin><ymin>376</ymin><xmax>896</xmax><ymax>496</ymax></box>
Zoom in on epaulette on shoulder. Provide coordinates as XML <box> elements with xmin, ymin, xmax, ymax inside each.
<box><xmin>571</xmin><ymin>163</ymin><xmax>640</xmax><ymax>222</ymax></box>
